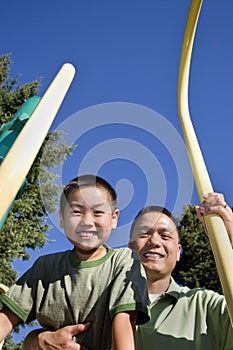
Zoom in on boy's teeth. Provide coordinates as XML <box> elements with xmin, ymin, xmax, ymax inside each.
<box><xmin>79</xmin><ymin>232</ymin><xmax>96</xmax><ymax>237</ymax></box>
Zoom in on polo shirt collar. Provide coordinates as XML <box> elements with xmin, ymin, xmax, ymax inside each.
<box><xmin>164</xmin><ymin>277</ymin><xmax>183</xmax><ymax>300</ymax></box>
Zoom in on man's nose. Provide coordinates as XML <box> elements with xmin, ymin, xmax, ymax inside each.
<box><xmin>147</xmin><ymin>233</ymin><xmax>161</xmax><ymax>246</ymax></box>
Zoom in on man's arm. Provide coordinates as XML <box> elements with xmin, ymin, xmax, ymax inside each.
<box><xmin>196</xmin><ymin>192</ymin><xmax>233</xmax><ymax>246</ymax></box>
<box><xmin>112</xmin><ymin>311</ymin><xmax>137</xmax><ymax>350</ymax></box>
<box><xmin>22</xmin><ymin>323</ymin><xmax>91</xmax><ymax>350</ymax></box>
<box><xmin>22</xmin><ymin>311</ymin><xmax>137</xmax><ymax>350</ymax></box>
<box><xmin>0</xmin><ymin>307</ymin><xmax>20</xmax><ymax>342</ymax></box>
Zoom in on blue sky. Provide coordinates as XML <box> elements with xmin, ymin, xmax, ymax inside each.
<box><xmin>1</xmin><ymin>0</ymin><xmax>233</xmax><ymax>341</ymax></box>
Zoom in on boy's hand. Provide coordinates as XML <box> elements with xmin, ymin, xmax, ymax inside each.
<box><xmin>22</xmin><ymin>323</ymin><xmax>91</xmax><ymax>350</ymax></box>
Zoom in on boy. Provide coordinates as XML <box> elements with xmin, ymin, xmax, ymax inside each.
<box><xmin>0</xmin><ymin>175</ymin><xmax>150</xmax><ymax>350</ymax></box>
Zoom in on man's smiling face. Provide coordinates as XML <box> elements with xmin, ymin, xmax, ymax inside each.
<box><xmin>129</xmin><ymin>211</ymin><xmax>181</xmax><ymax>279</ymax></box>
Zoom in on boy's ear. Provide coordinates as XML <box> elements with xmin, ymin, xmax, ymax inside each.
<box><xmin>112</xmin><ymin>209</ymin><xmax>120</xmax><ymax>229</ymax></box>
<box><xmin>59</xmin><ymin>210</ymin><xmax>64</xmax><ymax>229</ymax></box>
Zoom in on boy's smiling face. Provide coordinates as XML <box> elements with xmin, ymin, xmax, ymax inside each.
<box><xmin>60</xmin><ymin>186</ymin><xmax>119</xmax><ymax>259</ymax></box>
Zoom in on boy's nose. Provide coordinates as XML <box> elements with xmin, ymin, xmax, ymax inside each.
<box><xmin>81</xmin><ymin>212</ymin><xmax>94</xmax><ymax>226</ymax></box>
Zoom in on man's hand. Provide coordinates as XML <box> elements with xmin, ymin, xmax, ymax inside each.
<box><xmin>22</xmin><ymin>323</ymin><xmax>91</xmax><ymax>350</ymax></box>
<box><xmin>196</xmin><ymin>192</ymin><xmax>233</xmax><ymax>246</ymax></box>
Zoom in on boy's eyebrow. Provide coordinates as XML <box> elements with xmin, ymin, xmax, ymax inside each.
<box><xmin>69</xmin><ymin>202</ymin><xmax>82</xmax><ymax>207</ymax></box>
<box><xmin>92</xmin><ymin>202</ymin><xmax>109</xmax><ymax>208</ymax></box>
<box><xmin>69</xmin><ymin>202</ymin><xmax>109</xmax><ymax>208</ymax></box>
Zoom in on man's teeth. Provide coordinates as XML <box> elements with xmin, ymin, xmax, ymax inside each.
<box><xmin>79</xmin><ymin>232</ymin><xmax>96</xmax><ymax>237</ymax></box>
<box><xmin>145</xmin><ymin>253</ymin><xmax>162</xmax><ymax>258</ymax></box>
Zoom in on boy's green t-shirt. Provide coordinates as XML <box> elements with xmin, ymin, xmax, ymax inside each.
<box><xmin>2</xmin><ymin>246</ymin><xmax>150</xmax><ymax>350</ymax></box>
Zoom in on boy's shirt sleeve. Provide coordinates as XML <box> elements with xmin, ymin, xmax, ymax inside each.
<box><xmin>2</xmin><ymin>248</ymin><xmax>150</xmax><ymax>327</ymax></box>
<box><xmin>1</xmin><ymin>257</ymin><xmax>42</xmax><ymax>322</ymax></box>
<box><xmin>109</xmin><ymin>248</ymin><xmax>150</xmax><ymax>325</ymax></box>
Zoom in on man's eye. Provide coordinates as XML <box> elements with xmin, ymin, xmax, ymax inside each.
<box><xmin>161</xmin><ymin>232</ymin><xmax>171</xmax><ymax>239</ymax></box>
<box><xmin>140</xmin><ymin>232</ymin><xmax>149</xmax><ymax>238</ymax></box>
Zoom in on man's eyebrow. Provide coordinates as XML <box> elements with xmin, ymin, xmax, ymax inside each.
<box><xmin>136</xmin><ymin>223</ymin><xmax>175</xmax><ymax>232</ymax></box>
<box><xmin>158</xmin><ymin>224</ymin><xmax>176</xmax><ymax>231</ymax></box>
<box><xmin>136</xmin><ymin>225</ymin><xmax>152</xmax><ymax>231</ymax></box>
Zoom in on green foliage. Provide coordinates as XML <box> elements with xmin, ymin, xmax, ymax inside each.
<box><xmin>177</xmin><ymin>204</ymin><xmax>222</xmax><ymax>294</ymax></box>
<box><xmin>0</xmin><ymin>54</ymin><xmax>75</xmax><ymax>349</ymax></box>
<box><xmin>0</xmin><ymin>54</ymin><xmax>40</xmax><ymax>121</ymax></box>
<box><xmin>2</xmin><ymin>336</ymin><xmax>22</xmax><ymax>350</ymax></box>
<box><xmin>39</xmin><ymin>131</ymin><xmax>75</xmax><ymax>213</ymax></box>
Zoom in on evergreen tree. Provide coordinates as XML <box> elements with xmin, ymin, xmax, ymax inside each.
<box><xmin>177</xmin><ymin>204</ymin><xmax>222</xmax><ymax>294</ymax></box>
<box><xmin>0</xmin><ymin>54</ymin><xmax>74</xmax><ymax>349</ymax></box>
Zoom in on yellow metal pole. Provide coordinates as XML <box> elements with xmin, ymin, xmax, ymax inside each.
<box><xmin>0</xmin><ymin>63</ymin><xmax>75</xmax><ymax>222</ymax></box>
<box><xmin>177</xmin><ymin>0</ymin><xmax>233</xmax><ymax>324</ymax></box>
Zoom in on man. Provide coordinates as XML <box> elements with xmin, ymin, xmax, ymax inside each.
<box><xmin>128</xmin><ymin>192</ymin><xmax>233</xmax><ymax>349</ymax></box>
<box><xmin>22</xmin><ymin>192</ymin><xmax>233</xmax><ymax>349</ymax></box>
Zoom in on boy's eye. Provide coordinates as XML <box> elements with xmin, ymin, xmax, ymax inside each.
<box><xmin>94</xmin><ymin>211</ymin><xmax>105</xmax><ymax>216</ymax></box>
<box><xmin>72</xmin><ymin>209</ymin><xmax>82</xmax><ymax>214</ymax></box>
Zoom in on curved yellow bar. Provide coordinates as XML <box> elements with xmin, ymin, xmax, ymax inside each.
<box><xmin>0</xmin><ymin>63</ymin><xmax>75</xmax><ymax>223</ymax></box>
<box><xmin>178</xmin><ymin>0</ymin><xmax>233</xmax><ymax>324</ymax></box>
<box><xmin>0</xmin><ymin>283</ymin><xmax>9</xmax><ymax>293</ymax></box>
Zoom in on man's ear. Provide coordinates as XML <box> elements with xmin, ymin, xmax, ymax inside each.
<box><xmin>128</xmin><ymin>241</ymin><xmax>135</xmax><ymax>250</ymax></box>
<box><xmin>176</xmin><ymin>243</ymin><xmax>182</xmax><ymax>262</ymax></box>
<box><xmin>59</xmin><ymin>210</ymin><xmax>64</xmax><ymax>229</ymax></box>
<box><xmin>112</xmin><ymin>209</ymin><xmax>120</xmax><ymax>229</ymax></box>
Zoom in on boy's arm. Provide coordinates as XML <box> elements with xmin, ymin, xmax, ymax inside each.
<box><xmin>22</xmin><ymin>324</ymin><xmax>91</xmax><ymax>350</ymax></box>
<box><xmin>112</xmin><ymin>311</ymin><xmax>137</xmax><ymax>350</ymax></box>
<box><xmin>0</xmin><ymin>307</ymin><xmax>20</xmax><ymax>342</ymax></box>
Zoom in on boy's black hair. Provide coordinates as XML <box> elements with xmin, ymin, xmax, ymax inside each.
<box><xmin>130</xmin><ymin>205</ymin><xmax>179</xmax><ymax>239</ymax></box>
<box><xmin>60</xmin><ymin>174</ymin><xmax>117</xmax><ymax>213</ymax></box>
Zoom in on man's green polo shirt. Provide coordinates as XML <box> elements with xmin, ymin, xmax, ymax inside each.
<box><xmin>136</xmin><ymin>278</ymin><xmax>233</xmax><ymax>350</ymax></box>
